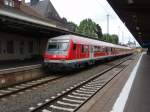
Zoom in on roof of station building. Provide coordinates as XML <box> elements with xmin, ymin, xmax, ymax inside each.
<box><xmin>0</xmin><ymin>5</ymin><xmax>70</xmax><ymax>37</ymax></box>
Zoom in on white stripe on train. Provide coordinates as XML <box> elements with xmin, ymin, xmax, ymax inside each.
<box><xmin>44</xmin><ymin>53</ymin><xmax>129</xmax><ymax>64</ymax></box>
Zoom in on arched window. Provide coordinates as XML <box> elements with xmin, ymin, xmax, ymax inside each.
<box><xmin>0</xmin><ymin>40</ymin><xmax>1</xmax><ymax>54</ymax></box>
<box><xmin>4</xmin><ymin>0</ymin><xmax>14</xmax><ymax>7</ymax></box>
<box><xmin>7</xmin><ymin>40</ymin><xmax>14</xmax><ymax>54</ymax></box>
<box><xmin>19</xmin><ymin>41</ymin><xmax>24</xmax><ymax>54</ymax></box>
<box><xmin>28</xmin><ymin>41</ymin><xmax>33</xmax><ymax>53</ymax></box>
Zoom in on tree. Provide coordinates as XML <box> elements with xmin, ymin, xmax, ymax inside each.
<box><xmin>73</xmin><ymin>18</ymin><xmax>119</xmax><ymax>44</ymax></box>
<box><xmin>96</xmin><ymin>24</ymin><xmax>103</xmax><ymax>39</ymax></box>
<box><xmin>76</xmin><ymin>19</ymin><xmax>97</xmax><ymax>37</ymax></box>
<box><xmin>62</xmin><ymin>17</ymin><xmax>67</xmax><ymax>23</ymax></box>
<box><xmin>102</xmin><ymin>34</ymin><xmax>119</xmax><ymax>44</ymax></box>
<box><xmin>60</xmin><ymin>18</ymin><xmax>77</xmax><ymax>32</ymax></box>
<box><xmin>67</xmin><ymin>21</ymin><xmax>78</xmax><ymax>32</ymax></box>
<box><xmin>111</xmin><ymin>34</ymin><xmax>119</xmax><ymax>44</ymax></box>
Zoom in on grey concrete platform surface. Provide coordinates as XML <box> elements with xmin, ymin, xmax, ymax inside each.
<box><xmin>77</xmin><ymin>54</ymin><xmax>140</xmax><ymax>112</ymax></box>
<box><xmin>0</xmin><ymin>59</ymin><xmax>43</xmax><ymax>70</ymax></box>
<box><xmin>124</xmin><ymin>53</ymin><xmax>150</xmax><ymax>112</ymax></box>
<box><xmin>0</xmin><ymin>59</ymin><xmax>44</xmax><ymax>89</ymax></box>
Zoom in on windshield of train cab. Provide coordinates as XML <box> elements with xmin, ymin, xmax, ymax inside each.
<box><xmin>47</xmin><ymin>40</ymin><xmax>69</xmax><ymax>51</ymax></box>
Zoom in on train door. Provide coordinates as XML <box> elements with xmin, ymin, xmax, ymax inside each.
<box><xmin>73</xmin><ymin>43</ymin><xmax>78</xmax><ymax>59</ymax></box>
<box><xmin>106</xmin><ymin>47</ymin><xmax>111</xmax><ymax>56</ymax></box>
<box><xmin>108</xmin><ymin>47</ymin><xmax>111</xmax><ymax>55</ymax></box>
<box><xmin>73</xmin><ymin>43</ymin><xmax>80</xmax><ymax>59</ymax></box>
<box><xmin>77</xmin><ymin>44</ymin><xmax>81</xmax><ymax>59</ymax></box>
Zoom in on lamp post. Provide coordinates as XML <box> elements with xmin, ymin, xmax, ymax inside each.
<box><xmin>106</xmin><ymin>14</ymin><xmax>109</xmax><ymax>35</ymax></box>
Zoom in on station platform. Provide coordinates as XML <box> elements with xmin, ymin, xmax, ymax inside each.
<box><xmin>0</xmin><ymin>59</ymin><xmax>43</xmax><ymax>70</ymax></box>
<box><xmin>0</xmin><ymin>59</ymin><xmax>44</xmax><ymax>89</ymax></box>
<box><xmin>77</xmin><ymin>53</ymin><xmax>150</xmax><ymax>112</ymax></box>
<box><xmin>123</xmin><ymin>53</ymin><xmax>150</xmax><ymax>112</ymax></box>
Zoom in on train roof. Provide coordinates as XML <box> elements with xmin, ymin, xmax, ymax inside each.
<box><xmin>48</xmin><ymin>35</ymin><xmax>132</xmax><ymax>50</ymax></box>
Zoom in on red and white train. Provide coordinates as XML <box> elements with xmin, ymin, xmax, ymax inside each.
<box><xmin>44</xmin><ymin>35</ymin><xmax>133</xmax><ymax>68</ymax></box>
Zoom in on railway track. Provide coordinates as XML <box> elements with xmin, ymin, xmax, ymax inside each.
<box><xmin>0</xmin><ymin>74</ymin><xmax>66</xmax><ymax>99</ymax></box>
<box><xmin>28</xmin><ymin>56</ymin><xmax>133</xmax><ymax>112</ymax></box>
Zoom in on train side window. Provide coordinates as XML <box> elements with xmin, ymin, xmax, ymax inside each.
<box><xmin>113</xmin><ymin>48</ymin><xmax>115</xmax><ymax>52</ymax></box>
<box><xmin>84</xmin><ymin>45</ymin><xmax>88</xmax><ymax>53</ymax></box>
<box><xmin>101</xmin><ymin>46</ymin><xmax>104</xmax><ymax>52</ymax></box>
<box><xmin>110</xmin><ymin>47</ymin><xmax>112</xmax><ymax>52</ymax></box>
<box><xmin>98</xmin><ymin>46</ymin><xmax>101</xmax><ymax>52</ymax></box>
<box><xmin>94</xmin><ymin>46</ymin><xmax>96</xmax><ymax>52</ymax></box>
<box><xmin>28</xmin><ymin>41</ymin><xmax>33</xmax><ymax>53</ymax></box>
<box><xmin>7</xmin><ymin>40</ymin><xmax>14</xmax><ymax>54</ymax></box>
<box><xmin>81</xmin><ymin>45</ymin><xmax>88</xmax><ymax>53</ymax></box>
<box><xmin>73</xmin><ymin>44</ymin><xmax>76</xmax><ymax>50</ymax></box>
<box><xmin>94</xmin><ymin>46</ymin><xmax>97</xmax><ymax>52</ymax></box>
<box><xmin>106</xmin><ymin>47</ymin><xmax>108</xmax><ymax>52</ymax></box>
<box><xmin>100</xmin><ymin>46</ymin><xmax>103</xmax><ymax>52</ymax></box>
<box><xmin>102</xmin><ymin>46</ymin><xmax>105</xmax><ymax>52</ymax></box>
<box><xmin>91</xmin><ymin>46</ymin><xmax>93</xmax><ymax>52</ymax></box>
<box><xmin>97</xmin><ymin>46</ymin><xmax>99</xmax><ymax>52</ymax></box>
<box><xmin>107</xmin><ymin>47</ymin><xmax>110</xmax><ymax>52</ymax></box>
<box><xmin>112</xmin><ymin>48</ymin><xmax>113</xmax><ymax>52</ymax></box>
<box><xmin>108</xmin><ymin>47</ymin><xmax>111</xmax><ymax>52</ymax></box>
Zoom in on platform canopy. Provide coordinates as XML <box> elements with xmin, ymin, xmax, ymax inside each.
<box><xmin>107</xmin><ymin>0</ymin><xmax>150</xmax><ymax>48</ymax></box>
<box><xmin>0</xmin><ymin>5</ymin><xmax>102</xmax><ymax>41</ymax></box>
<box><xmin>0</xmin><ymin>5</ymin><xmax>71</xmax><ymax>38</ymax></box>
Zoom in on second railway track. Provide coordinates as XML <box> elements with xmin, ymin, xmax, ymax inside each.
<box><xmin>29</xmin><ymin>55</ymin><xmax>134</xmax><ymax>112</ymax></box>
<box><xmin>0</xmin><ymin>74</ymin><xmax>67</xmax><ymax>99</ymax></box>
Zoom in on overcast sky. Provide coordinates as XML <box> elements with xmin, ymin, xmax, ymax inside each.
<box><xmin>26</xmin><ymin>0</ymin><xmax>138</xmax><ymax>45</ymax></box>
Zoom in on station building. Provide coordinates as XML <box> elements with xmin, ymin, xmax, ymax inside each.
<box><xmin>0</xmin><ymin>0</ymin><xmax>71</xmax><ymax>62</ymax></box>
<box><xmin>0</xmin><ymin>32</ymin><xmax>40</xmax><ymax>61</ymax></box>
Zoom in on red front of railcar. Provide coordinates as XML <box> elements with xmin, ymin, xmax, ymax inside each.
<box><xmin>44</xmin><ymin>39</ymin><xmax>72</xmax><ymax>62</ymax></box>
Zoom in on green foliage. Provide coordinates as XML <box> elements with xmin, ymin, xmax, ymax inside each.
<box><xmin>68</xmin><ymin>18</ymin><xmax>119</xmax><ymax>44</ymax></box>
<box><xmin>76</xmin><ymin>19</ymin><xmax>98</xmax><ymax>37</ymax></box>
<box><xmin>67</xmin><ymin>21</ymin><xmax>78</xmax><ymax>32</ymax></box>
<box><xmin>102</xmin><ymin>34</ymin><xmax>119</xmax><ymax>44</ymax></box>
<box><xmin>111</xmin><ymin>34</ymin><xmax>119</xmax><ymax>44</ymax></box>
<box><xmin>96</xmin><ymin>24</ymin><xmax>103</xmax><ymax>39</ymax></box>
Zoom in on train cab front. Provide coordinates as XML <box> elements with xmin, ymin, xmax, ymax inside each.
<box><xmin>44</xmin><ymin>39</ymin><xmax>70</xmax><ymax>68</ymax></box>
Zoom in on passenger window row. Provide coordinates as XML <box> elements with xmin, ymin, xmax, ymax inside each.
<box><xmin>94</xmin><ymin>46</ymin><xmax>115</xmax><ymax>53</ymax></box>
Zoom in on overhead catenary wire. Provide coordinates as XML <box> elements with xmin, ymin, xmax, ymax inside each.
<box><xmin>94</xmin><ymin>0</ymin><xmax>116</xmax><ymax>20</ymax></box>
<box><xmin>94</xmin><ymin>0</ymin><xmax>134</xmax><ymax>44</ymax></box>
<box><xmin>94</xmin><ymin>0</ymin><xmax>120</xmax><ymax>34</ymax></box>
